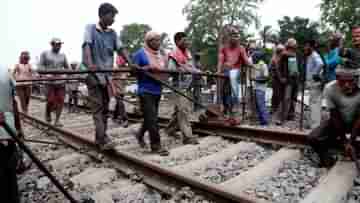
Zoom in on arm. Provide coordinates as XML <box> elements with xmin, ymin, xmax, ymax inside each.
<box><xmin>38</xmin><ymin>52</ymin><xmax>47</xmax><ymax>71</ymax></box>
<box><xmin>12</xmin><ymin>65</ymin><xmax>19</xmax><ymax>79</ymax></box>
<box><xmin>217</xmin><ymin>49</ymin><xmax>225</xmax><ymax>73</ymax></box>
<box><xmin>240</xmin><ymin>47</ymin><xmax>251</xmax><ymax>66</ymax></box>
<box><xmin>63</xmin><ymin>55</ymin><xmax>70</xmax><ymax>70</ymax></box>
<box><xmin>83</xmin><ymin>25</ymin><xmax>96</xmax><ymax>71</ymax></box>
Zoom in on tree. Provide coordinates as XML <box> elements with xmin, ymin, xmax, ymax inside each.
<box><xmin>183</xmin><ymin>0</ymin><xmax>264</xmax><ymax>71</ymax></box>
<box><xmin>320</xmin><ymin>0</ymin><xmax>360</xmax><ymax>40</ymax></box>
<box><xmin>259</xmin><ymin>25</ymin><xmax>276</xmax><ymax>48</ymax></box>
<box><xmin>278</xmin><ymin>16</ymin><xmax>320</xmax><ymax>48</ymax></box>
<box><xmin>120</xmin><ymin>23</ymin><xmax>152</xmax><ymax>53</ymax></box>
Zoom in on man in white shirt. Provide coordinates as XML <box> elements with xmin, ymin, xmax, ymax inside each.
<box><xmin>303</xmin><ymin>39</ymin><xmax>324</xmax><ymax>129</ymax></box>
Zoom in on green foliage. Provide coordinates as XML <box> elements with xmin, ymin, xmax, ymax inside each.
<box><xmin>183</xmin><ymin>0</ymin><xmax>264</xmax><ymax>71</ymax></box>
<box><xmin>259</xmin><ymin>25</ymin><xmax>278</xmax><ymax>47</ymax></box>
<box><xmin>320</xmin><ymin>0</ymin><xmax>360</xmax><ymax>40</ymax></box>
<box><xmin>120</xmin><ymin>23</ymin><xmax>152</xmax><ymax>53</ymax></box>
<box><xmin>278</xmin><ymin>16</ymin><xmax>320</xmax><ymax>48</ymax></box>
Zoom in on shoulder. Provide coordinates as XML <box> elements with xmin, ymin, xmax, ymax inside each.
<box><xmin>133</xmin><ymin>48</ymin><xmax>145</xmax><ymax>57</ymax></box>
<box><xmin>41</xmin><ymin>50</ymin><xmax>50</xmax><ymax>56</ymax></box>
<box><xmin>85</xmin><ymin>24</ymin><xmax>96</xmax><ymax>31</ymax></box>
<box><xmin>133</xmin><ymin>48</ymin><xmax>147</xmax><ymax>62</ymax></box>
<box><xmin>324</xmin><ymin>80</ymin><xmax>338</xmax><ymax>93</ymax></box>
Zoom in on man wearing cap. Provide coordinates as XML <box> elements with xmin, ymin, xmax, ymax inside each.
<box><xmin>0</xmin><ymin>65</ymin><xmax>20</xmax><ymax>203</ymax></box>
<box><xmin>39</xmin><ymin>38</ymin><xmax>69</xmax><ymax>127</ymax></box>
<box><xmin>275</xmin><ymin>38</ymin><xmax>299</xmax><ymax>125</ymax></box>
<box><xmin>82</xmin><ymin>3</ymin><xmax>133</xmax><ymax>150</ymax></box>
<box><xmin>309</xmin><ymin>29</ymin><xmax>360</xmax><ymax>167</ymax></box>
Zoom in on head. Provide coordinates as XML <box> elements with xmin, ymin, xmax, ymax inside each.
<box><xmin>98</xmin><ymin>3</ymin><xmax>118</xmax><ymax>28</ymax></box>
<box><xmin>228</xmin><ymin>27</ymin><xmax>240</xmax><ymax>47</ymax></box>
<box><xmin>304</xmin><ymin>39</ymin><xmax>317</xmax><ymax>56</ymax></box>
<box><xmin>329</xmin><ymin>31</ymin><xmax>342</xmax><ymax>49</ymax></box>
<box><xmin>145</xmin><ymin>31</ymin><xmax>161</xmax><ymax>51</ymax></box>
<box><xmin>276</xmin><ymin>44</ymin><xmax>285</xmax><ymax>55</ymax></box>
<box><xmin>50</xmin><ymin>38</ymin><xmax>63</xmax><ymax>53</ymax></box>
<box><xmin>285</xmin><ymin>38</ymin><xmax>297</xmax><ymax>52</ymax></box>
<box><xmin>337</xmin><ymin>72</ymin><xmax>359</xmax><ymax>95</ymax></box>
<box><xmin>20</xmin><ymin>51</ymin><xmax>30</xmax><ymax>64</ymax></box>
<box><xmin>247</xmin><ymin>42</ymin><xmax>256</xmax><ymax>54</ymax></box>
<box><xmin>174</xmin><ymin>32</ymin><xmax>188</xmax><ymax>50</ymax></box>
<box><xmin>352</xmin><ymin>26</ymin><xmax>360</xmax><ymax>48</ymax></box>
<box><xmin>70</xmin><ymin>62</ymin><xmax>78</xmax><ymax>70</ymax></box>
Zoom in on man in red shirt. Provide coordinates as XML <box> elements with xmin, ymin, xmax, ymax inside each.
<box><xmin>217</xmin><ymin>28</ymin><xmax>251</xmax><ymax>116</ymax></box>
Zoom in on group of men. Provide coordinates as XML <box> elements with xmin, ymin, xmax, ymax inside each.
<box><xmin>2</xmin><ymin>2</ymin><xmax>360</xmax><ymax>201</ymax></box>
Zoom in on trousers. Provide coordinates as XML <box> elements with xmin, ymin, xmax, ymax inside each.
<box><xmin>16</xmin><ymin>85</ymin><xmax>31</xmax><ymax>113</ymax></box>
<box><xmin>167</xmin><ymin>91</ymin><xmax>195</xmax><ymax>141</ymax></box>
<box><xmin>255</xmin><ymin>89</ymin><xmax>269</xmax><ymax>125</ymax></box>
<box><xmin>229</xmin><ymin>69</ymin><xmax>240</xmax><ymax>105</ymax></box>
<box><xmin>113</xmin><ymin>96</ymin><xmax>128</xmax><ymax>121</ymax></box>
<box><xmin>0</xmin><ymin>142</ymin><xmax>19</xmax><ymax>203</ymax></box>
<box><xmin>86</xmin><ymin>75</ymin><xmax>110</xmax><ymax>144</ymax></box>
<box><xmin>138</xmin><ymin>93</ymin><xmax>161</xmax><ymax>150</ymax></box>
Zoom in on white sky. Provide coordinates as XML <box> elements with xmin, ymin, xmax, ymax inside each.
<box><xmin>0</xmin><ymin>0</ymin><xmax>321</xmax><ymax>67</ymax></box>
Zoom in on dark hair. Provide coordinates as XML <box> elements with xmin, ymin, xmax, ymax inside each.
<box><xmin>304</xmin><ymin>39</ymin><xmax>317</xmax><ymax>49</ymax></box>
<box><xmin>98</xmin><ymin>3</ymin><xmax>118</xmax><ymax>17</ymax></box>
<box><xmin>20</xmin><ymin>51</ymin><xmax>29</xmax><ymax>56</ymax></box>
<box><xmin>174</xmin><ymin>32</ymin><xmax>186</xmax><ymax>43</ymax></box>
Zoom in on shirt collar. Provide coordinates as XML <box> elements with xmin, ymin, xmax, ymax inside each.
<box><xmin>96</xmin><ymin>23</ymin><xmax>112</xmax><ymax>32</ymax></box>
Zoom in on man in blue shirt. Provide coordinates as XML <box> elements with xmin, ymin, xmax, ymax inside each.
<box><xmin>82</xmin><ymin>3</ymin><xmax>132</xmax><ymax>150</ymax></box>
<box><xmin>132</xmin><ymin>31</ymin><xmax>169</xmax><ymax>156</ymax></box>
<box><xmin>324</xmin><ymin>33</ymin><xmax>342</xmax><ymax>82</ymax></box>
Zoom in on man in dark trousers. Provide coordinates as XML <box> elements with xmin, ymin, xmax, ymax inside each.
<box><xmin>309</xmin><ymin>27</ymin><xmax>360</xmax><ymax>167</ymax></box>
<box><xmin>275</xmin><ymin>38</ymin><xmax>299</xmax><ymax>125</ymax></box>
<box><xmin>0</xmin><ymin>65</ymin><xmax>20</xmax><ymax>203</ymax></box>
<box><xmin>82</xmin><ymin>3</ymin><xmax>132</xmax><ymax>150</ymax></box>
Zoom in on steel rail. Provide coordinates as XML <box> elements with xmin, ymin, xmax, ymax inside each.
<box><xmin>30</xmin><ymin>95</ymin><xmax>310</xmax><ymax>147</ymax></box>
<box><xmin>16</xmin><ymin>77</ymin><xmax>135</xmax><ymax>83</ymax></box>
<box><xmin>20</xmin><ymin>112</ymin><xmax>269</xmax><ymax>203</ymax></box>
<box><xmin>127</xmin><ymin>113</ymin><xmax>309</xmax><ymax>147</ymax></box>
<box><xmin>36</xmin><ymin>68</ymin><xmax>227</xmax><ymax>78</ymax></box>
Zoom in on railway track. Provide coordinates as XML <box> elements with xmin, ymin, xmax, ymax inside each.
<box><xmin>18</xmin><ymin>98</ymin><xmax>360</xmax><ymax>203</ymax></box>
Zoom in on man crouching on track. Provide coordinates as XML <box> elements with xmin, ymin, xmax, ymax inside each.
<box><xmin>165</xmin><ymin>32</ymin><xmax>200</xmax><ymax>145</ymax></box>
<box><xmin>308</xmin><ymin>42</ymin><xmax>360</xmax><ymax>167</ymax></box>
<box><xmin>0</xmin><ymin>65</ymin><xmax>20</xmax><ymax>203</ymax></box>
<box><xmin>133</xmin><ymin>31</ymin><xmax>170</xmax><ymax>156</ymax></box>
<box><xmin>82</xmin><ymin>3</ymin><xmax>133</xmax><ymax>150</ymax></box>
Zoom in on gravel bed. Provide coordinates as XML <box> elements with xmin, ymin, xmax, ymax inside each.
<box><xmin>243</xmin><ymin>149</ymin><xmax>326</xmax><ymax>203</ymax></box>
<box><xmin>192</xmin><ymin>144</ymin><xmax>273</xmax><ymax>184</ymax></box>
<box><xmin>154</xmin><ymin>139</ymin><xmax>231</xmax><ymax>167</ymax></box>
